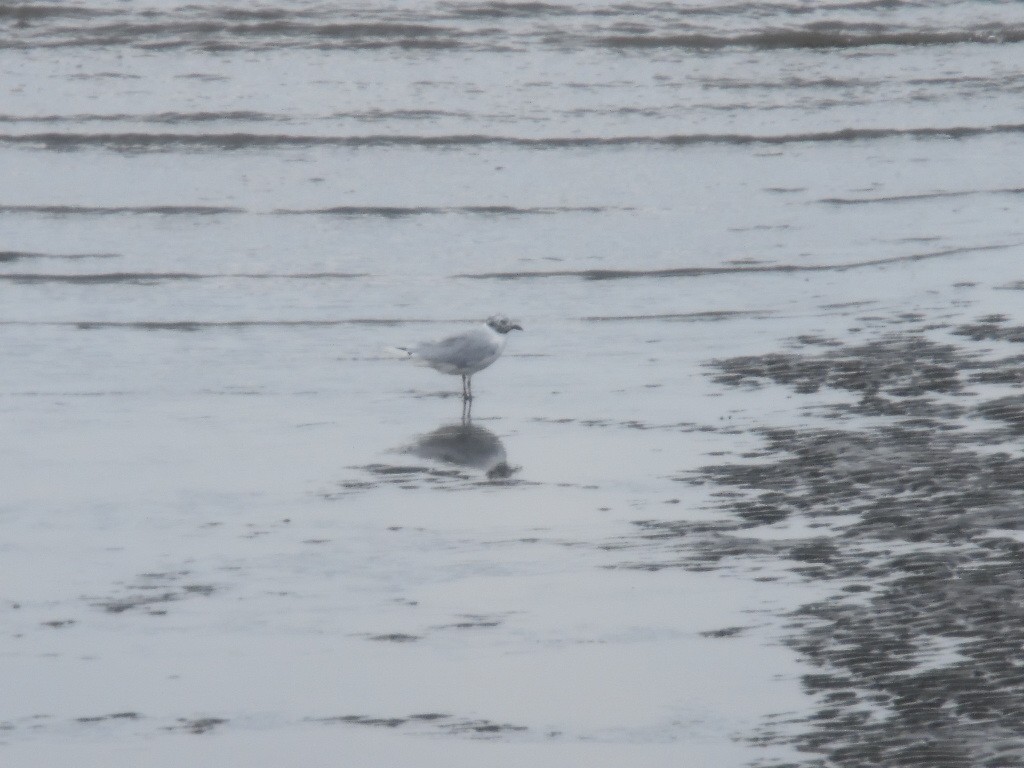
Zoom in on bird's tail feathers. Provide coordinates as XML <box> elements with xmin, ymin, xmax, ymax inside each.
<box><xmin>383</xmin><ymin>345</ymin><xmax>413</xmax><ymax>358</ymax></box>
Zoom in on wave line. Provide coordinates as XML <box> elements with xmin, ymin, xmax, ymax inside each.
<box><xmin>3</xmin><ymin>125</ymin><xmax>1024</xmax><ymax>151</ymax></box>
<box><xmin>456</xmin><ymin>244</ymin><xmax>1020</xmax><ymax>280</ymax></box>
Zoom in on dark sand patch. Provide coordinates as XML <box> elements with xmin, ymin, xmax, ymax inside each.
<box><xmin>954</xmin><ymin>316</ymin><xmax>1024</xmax><ymax>344</ymax></box>
<box><xmin>94</xmin><ymin>592</ymin><xmax>181</xmax><ymax>614</ymax></box>
<box><xmin>168</xmin><ymin>717</ymin><xmax>228</xmax><ymax>734</ymax></box>
<box><xmin>0</xmin><ymin>250</ymin><xmax>119</xmax><ymax>262</ymax></box>
<box><xmin>317</xmin><ymin>713</ymin><xmax>526</xmax><ymax>737</ymax></box>
<box><xmin>699</xmin><ymin>626</ymin><xmax>750</xmax><ymax>638</ymax></box>
<box><xmin>441</xmin><ymin>719</ymin><xmax>528</xmax><ymax>736</ymax></box>
<box><xmin>331</xmin><ymin>451</ymin><xmax>525</xmax><ymax>494</ymax></box>
<box><xmin>434</xmin><ymin>614</ymin><xmax>504</xmax><ymax>630</ymax></box>
<box><xmin>532</xmin><ymin>415</ymin><xmax>703</xmax><ymax>432</ymax></box>
<box><xmin>76</xmin><ymin>712</ymin><xmax>141</xmax><ymax>724</ymax></box>
<box><xmin>321</xmin><ymin>714</ymin><xmax>408</xmax><ymax>728</ymax></box>
<box><xmin>90</xmin><ymin>572</ymin><xmax>217</xmax><ymax>615</ymax></box>
<box><xmin>623</xmin><ymin>315</ymin><xmax>1024</xmax><ymax>767</ymax></box>
<box><xmin>367</xmin><ymin>633</ymin><xmax>421</xmax><ymax>643</ymax></box>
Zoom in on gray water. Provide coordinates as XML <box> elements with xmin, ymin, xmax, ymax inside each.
<box><xmin>3</xmin><ymin>2</ymin><xmax>1024</xmax><ymax>766</ymax></box>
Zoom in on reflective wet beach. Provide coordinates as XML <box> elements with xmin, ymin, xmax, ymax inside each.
<box><xmin>3</xmin><ymin>2</ymin><xmax>1024</xmax><ymax>766</ymax></box>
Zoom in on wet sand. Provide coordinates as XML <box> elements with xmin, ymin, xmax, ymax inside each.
<box><xmin>4</xmin><ymin>1</ymin><xmax>1024</xmax><ymax>764</ymax></box>
<box><xmin>4</xmin><ymin>260</ymin><xmax>1024</xmax><ymax>766</ymax></box>
<box><xmin>692</xmin><ymin>315</ymin><xmax>1024</xmax><ymax>767</ymax></box>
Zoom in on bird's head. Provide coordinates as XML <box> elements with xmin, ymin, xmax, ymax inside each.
<box><xmin>486</xmin><ymin>314</ymin><xmax>523</xmax><ymax>334</ymax></box>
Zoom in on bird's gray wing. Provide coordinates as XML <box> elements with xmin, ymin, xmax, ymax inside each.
<box><xmin>413</xmin><ymin>329</ymin><xmax>496</xmax><ymax>369</ymax></box>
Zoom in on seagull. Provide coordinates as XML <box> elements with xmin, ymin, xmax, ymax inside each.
<box><xmin>388</xmin><ymin>314</ymin><xmax>522</xmax><ymax>401</ymax></box>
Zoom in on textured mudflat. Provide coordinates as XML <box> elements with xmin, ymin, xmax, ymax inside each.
<box><xmin>624</xmin><ymin>316</ymin><xmax>1024</xmax><ymax>767</ymax></box>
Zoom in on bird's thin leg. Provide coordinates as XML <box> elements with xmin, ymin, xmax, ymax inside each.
<box><xmin>461</xmin><ymin>374</ymin><xmax>468</xmax><ymax>400</ymax></box>
<box><xmin>462</xmin><ymin>396</ymin><xmax>471</xmax><ymax>423</ymax></box>
<box><xmin>466</xmin><ymin>376</ymin><xmax>473</xmax><ymax>401</ymax></box>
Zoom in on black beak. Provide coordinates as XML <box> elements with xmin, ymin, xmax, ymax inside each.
<box><xmin>511</xmin><ymin>323</ymin><xmax>523</xmax><ymax>331</ymax></box>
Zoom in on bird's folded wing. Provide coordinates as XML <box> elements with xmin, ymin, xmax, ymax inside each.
<box><xmin>414</xmin><ymin>330</ymin><xmax>496</xmax><ymax>368</ymax></box>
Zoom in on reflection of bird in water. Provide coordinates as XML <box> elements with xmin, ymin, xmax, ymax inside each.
<box><xmin>402</xmin><ymin>421</ymin><xmax>515</xmax><ymax>479</ymax></box>
<box><xmin>386</xmin><ymin>314</ymin><xmax>522</xmax><ymax>401</ymax></box>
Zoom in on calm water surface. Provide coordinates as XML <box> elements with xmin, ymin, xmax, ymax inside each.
<box><xmin>2</xmin><ymin>2</ymin><xmax>1024</xmax><ymax>766</ymax></box>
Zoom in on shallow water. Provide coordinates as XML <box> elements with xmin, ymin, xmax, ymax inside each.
<box><xmin>2</xmin><ymin>1</ymin><xmax>1024</xmax><ymax>766</ymax></box>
